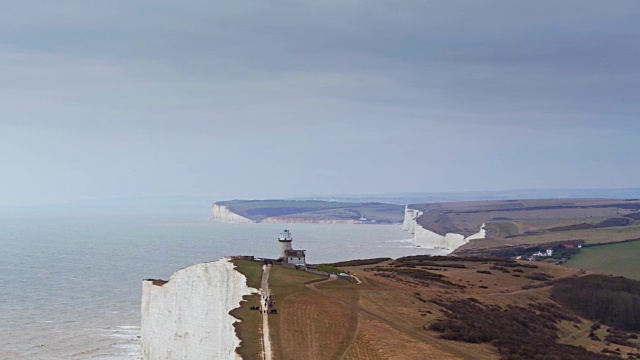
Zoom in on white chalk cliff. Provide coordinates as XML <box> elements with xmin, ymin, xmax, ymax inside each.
<box><xmin>402</xmin><ymin>206</ymin><xmax>486</xmax><ymax>253</ymax></box>
<box><xmin>401</xmin><ymin>206</ymin><xmax>423</xmax><ymax>233</ymax></box>
<box><xmin>141</xmin><ymin>259</ymin><xmax>256</xmax><ymax>360</ymax></box>
<box><xmin>211</xmin><ymin>204</ymin><xmax>253</xmax><ymax>224</ymax></box>
<box><xmin>413</xmin><ymin>222</ymin><xmax>486</xmax><ymax>253</ymax></box>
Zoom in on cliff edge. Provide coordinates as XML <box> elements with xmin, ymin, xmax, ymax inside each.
<box><xmin>211</xmin><ymin>204</ymin><xmax>254</xmax><ymax>223</ymax></box>
<box><xmin>141</xmin><ymin>259</ymin><xmax>256</xmax><ymax>360</ymax></box>
<box><xmin>402</xmin><ymin>205</ymin><xmax>486</xmax><ymax>252</ymax></box>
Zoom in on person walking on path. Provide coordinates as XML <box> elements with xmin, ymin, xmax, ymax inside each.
<box><xmin>260</xmin><ymin>264</ymin><xmax>273</xmax><ymax>360</ymax></box>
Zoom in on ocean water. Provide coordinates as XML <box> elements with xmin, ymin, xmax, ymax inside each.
<box><xmin>0</xmin><ymin>208</ymin><xmax>443</xmax><ymax>359</ymax></box>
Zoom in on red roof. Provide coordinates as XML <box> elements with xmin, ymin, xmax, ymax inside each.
<box><xmin>563</xmin><ymin>244</ymin><xmax>575</xmax><ymax>249</ymax></box>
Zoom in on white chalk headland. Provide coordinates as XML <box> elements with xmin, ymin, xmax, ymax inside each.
<box><xmin>211</xmin><ymin>204</ymin><xmax>254</xmax><ymax>223</ymax></box>
<box><xmin>413</xmin><ymin>222</ymin><xmax>486</xmax><ymax>252</ymax></box>
<box><xmin>402</xmin><ymin>206</ymin><xmax>486</xmax><ymax>253</ymax></box>
<box><xmin>141</xmin><ymin>259</ymin><xmax>256</xmax><ymax>360</ymax></box>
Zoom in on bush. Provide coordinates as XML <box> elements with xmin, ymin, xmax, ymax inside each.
<box><xmin>428</xmin><ymin>299</ymin><xmax>617</xmax><ymax>360</ymax></box>
<box><xmin>552</xmin><ymin>275</ymin><xmax>640</xmax><ymax>332</ymax></box>
<box><xmin>525</xmin><ymin>272</ymin><xmax>553</xmax><ymax>281</ymax></box>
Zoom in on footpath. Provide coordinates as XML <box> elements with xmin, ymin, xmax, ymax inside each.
<box><xmin>260</xmin><ymin>265</ymin><xmax>273</xmax><ymax>360</ymax></box>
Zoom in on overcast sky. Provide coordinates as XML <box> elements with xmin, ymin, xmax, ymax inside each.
<box><xmin>1</xmin><ymin>1</ymin><xmax>639</xmax><ymax>206</ymax></box>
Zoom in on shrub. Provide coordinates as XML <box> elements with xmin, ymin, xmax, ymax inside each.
<box><xmin>525</xmin><ymin>272</ymin><xmax>553</xmax><ymax>281</ymax></box>
<box><xmin>552</xmin><ymin>275</ymin><xmax>640</xmax><ymax>331</ymax></box>
<box><xmin>428</xmin><ymin>299</ymin><xmax>616</xmax><ymax>360</ymax></box>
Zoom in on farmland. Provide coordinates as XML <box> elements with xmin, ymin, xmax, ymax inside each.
<box><xmin>565</xmin><ymin>240</ymin><xmax>640</xmax><ymax>280</ymax></box>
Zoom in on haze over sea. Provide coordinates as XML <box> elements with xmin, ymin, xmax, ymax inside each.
<box><xmin>0</xmin><ymin>207</ymin><xmax>442</xmax><ymax>359</ymax></box>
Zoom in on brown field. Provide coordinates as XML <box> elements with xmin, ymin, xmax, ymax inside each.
<box><xmin>234</xmin><ymin>254</ymin><xmax>640</xmax><ymax>360</ymax></box>
<box><xmin>267</xmin><ymin>265</ymin><xmax>357</xmax><ymax>360</ymax></box>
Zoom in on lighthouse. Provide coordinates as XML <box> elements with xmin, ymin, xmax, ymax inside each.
<box><xmin>278</xmin><ymin>229</ymin><xmax>293</xmax><ymax>258</ymax></box>
<box><xmin>278</xmin><ymin>229</ymin><xmax>306</xmax><ymax>266</ymax></box>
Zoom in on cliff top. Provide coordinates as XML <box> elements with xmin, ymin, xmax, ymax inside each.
<box><xmin>231</xmin><ymin>256</ymin><xmax>639</xmax><ymax>359</ymax></box>
<box><xmin>406</xmin><ymin>198</ymin><xmax>640</xmax><ymax>253</ymax></box>
<box><xmin>215</xmin><ymin>199</ymin><xmax>404</xmax><ymax>224</ymax></box>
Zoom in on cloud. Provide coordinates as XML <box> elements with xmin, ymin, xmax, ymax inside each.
<box><xmin>0</xmin><ymin>1</ymin><xmax>639</xmax><ymax>205</ymax></box>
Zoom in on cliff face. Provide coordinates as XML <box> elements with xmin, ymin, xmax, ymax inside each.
<box><xmin>141</xmin><ymin>259</ymin><xmax>255</xmax><ymax>360</ymax></box>
<box><xmin>402</xmin><ymin>206</ymin><xmax>486</xmax><ymax>253</ymax></box>
<box><xmin>211</xmin><ymin>204</ymin><xmax>254</xmax><ymax>223</ymax></box>
<box><xmin>413</xmin><ymin>223</ymin><xmax>486</xmax><ymax>252</ymax></box>
<box><xmin>401</xmin><ymin>206</ymin><xmax>423</xmax><ymax>233</ymax></box>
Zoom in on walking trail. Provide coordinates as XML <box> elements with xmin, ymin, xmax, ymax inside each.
<box><xmin>260</xmin><ymin>265</ymin><xmax>273</xmax><ymax>360</ymax></box>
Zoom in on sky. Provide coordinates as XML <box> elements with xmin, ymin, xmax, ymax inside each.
<box><xmin>1</xmin><ymin>1</ymin><xmax>639</xmax><ymax>207</ymax></box>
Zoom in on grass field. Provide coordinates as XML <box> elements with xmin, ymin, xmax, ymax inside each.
<box><xmin>459</xmin><ymin>224</ymin><xmax>640</xmax><ymax>253</ymax></box>
<box><xmin>267</xmin><ymin>265</ymin><xmax>357</xmax><ymax>360</ymax></box>
<box><xmin>315</xmin><ymin>265</ymin><xmax>344</xmax><ymax>274</ymax></box>
<box><xmin>229</xmin><ymin>259</ymin><xmax>263</xmax><ymax>359</ymax></box>
<box><xmin>565</xmin><ymin>240</ymin><xmax>640</xmax><ymax>280</ymax></box>
<box><xmin>230</xmin><ymin>255</ymin><xmax>640</xmax><ymax>359</ymax></box>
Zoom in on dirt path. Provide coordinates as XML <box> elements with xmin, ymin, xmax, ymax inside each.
<box><xmin>559</xmin><ymin>321</ymin><xmax>596</xmax><ymax>342</ymax></box>
<box><xmin>306</xmin><ymin>278</ymin><xmax>480</xmax><ymax>360</ymax></box>
<box><xmin>261</xmin><ymin>265</ymin><xmax>273</xmax><ymax>360</ymax></box>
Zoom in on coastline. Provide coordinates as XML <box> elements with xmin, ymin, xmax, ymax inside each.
<box><xmin>141</xmin><ymin>259</ymin><xmax>256</xmax><ymax>360</ymax></box>
<box><xmin>229</xmin><ymin>259</ymin><xmax>264</xmax><ymax>359</ymax></box>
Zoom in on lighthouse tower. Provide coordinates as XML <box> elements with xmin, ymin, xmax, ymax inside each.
<box><xmin>278</xmin><ymin>229</ymin><xmax>293</xmax><ymax>259</ymax></box>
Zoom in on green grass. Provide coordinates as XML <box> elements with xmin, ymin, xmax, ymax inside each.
<box><xmin>565</xmin><ymin>240</ymin><xmax>640</xmax><ymax>280</ymax></box>
<box><xmin>229</xmin><ymin>259</ymin><xmax>263</xmax><ymax>359</ymax></box>
<box><xmin>316</xmin><ymin>265</ymin><xmax>344</xmax><ymax>274</ymax></box>
<box><xmin>231</xmin><ymin>259</ymin><xmax>262</xmax><ymax>289</ymax></box>
<box><xmin>528</xmin><ymin>225</ymin><xmax>640</xmax><ymax>244</ymax></box>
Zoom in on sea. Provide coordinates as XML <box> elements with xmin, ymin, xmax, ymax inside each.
<box><xmin>0</xmin><ymin>207</ymin><xmax>444</xmax><ymax>359</ymax></box>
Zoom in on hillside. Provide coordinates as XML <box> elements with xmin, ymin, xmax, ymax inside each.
<box><xmin>565</xmin><ymin>241</ymin><xmax>640</xmax><ymax>280</ymax></box>
<box><xmin>233</xmin><ymin>256</ymin><xmax>640</xmax><ymax>359</ymax></box>
<box><xmin>213</xmin><ymin>200</ymin><xmax>404</xmax><ymax>224</ymax></box>
<box><xmin>301</xmin><ymin>188</ymin><xmax>640</xmax><ymax>206</ymax></box>
<box><xmin>401</xmin><ymin>198</ymin><xmax>640</xmax><ymax>255</ymax></box>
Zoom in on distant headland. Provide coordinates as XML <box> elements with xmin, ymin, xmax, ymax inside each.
<box><xmin>211</xmin><ymin>200</ymin><xmax>405</xmax><ymax>224</ymax></box>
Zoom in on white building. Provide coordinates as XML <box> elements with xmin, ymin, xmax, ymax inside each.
<box><xmin>532</xmin><ymin>249</ymin><xmax>554</xmax><ymax>257</ymax></box>
<box><xmin>278</xmin><ymin>230</ymin><xmax>306</xmax><ymax>266</ymax></box>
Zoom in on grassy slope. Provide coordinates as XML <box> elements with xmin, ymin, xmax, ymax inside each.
<box><xmin>230</xmin><ymin>259</ymin><xmax>263</xmax><ymax>359</ymax></box>
<box><xmin>269</xmin><ymin>265</ymin><xmax>460</xmax><ymax>360</ymax></box>
<box><xmin>346</xmin><ymin>258</ymin><xmax>639</xmax><ymax>359</ymax></box>
<box><xmin>413</xmin><ymin>198</ymin><xmax>640</xmax><ymax>238</ymax></box>
<box><xmin>265</xmin><ymin>256</ymin><xmax>640</xmax><ymax>359</ymax></box>
<box><xmin>218</xmin><ymin>200</ymin><xmax>404</xmax><ymax>223</ymax></box>
<box><xmin>565</xmin><ymin>240</ymin><xmax>640</xmax><ymax>280</ymax></box>
<box><xmin>458</xmin><ymin>225</ymin><xmax>640</xmax><ymax>254</ymax></box>
<box><xmin>267</xmin><ymin>265</ymin><xmax>359</xmax><ymax>360</ymax></box>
